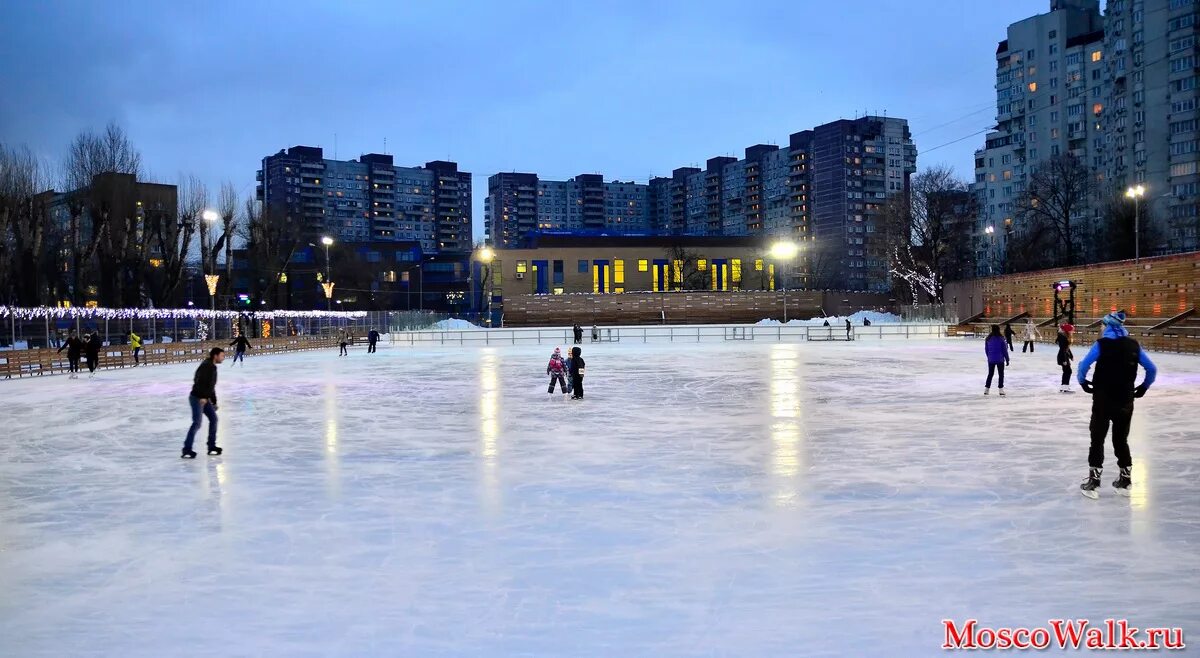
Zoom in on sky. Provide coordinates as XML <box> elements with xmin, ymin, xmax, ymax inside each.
<box><xmin>1</xmin><ymin>0</ymin><xmax>1050</xmax><ymax>241</ymax></box>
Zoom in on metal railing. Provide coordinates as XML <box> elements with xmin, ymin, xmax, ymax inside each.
<box><xmin>390</xmin><ymin>323</ymin><xmax>950</xmax><ymax>347</ymax></box>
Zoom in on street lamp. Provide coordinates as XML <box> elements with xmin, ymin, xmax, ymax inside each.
<box><xmin>475</xmin><ymin>246</ymin><xmax>496</xmax><ymax>326</ymax></box>
<box><xmin>309</xmin><ymin>237</ymin><xmax>335</xmax><ymax>310</ymax></box>
<box><xmin>1124</xmin><ymin>184</ymin><xmax>1145</xmax><ymax>263</ymax></box>
<box><xmin>769</xmin><ymin>240</ymin><xmax>800</xmax><ymax>322</ymax></box>
<box><xmin>984</xmin><ymin>225</ymin><xmax>996</xmax><ymax>276</ymax></box>
<box><xmin>201</xmin><ymin>210</ymin><xmax>221</xmax><ymax>321</ymax></box>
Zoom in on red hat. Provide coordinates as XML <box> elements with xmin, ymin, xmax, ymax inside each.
<box><xmin>1061</xmin><ymin>323</ymin><xmax>1075</xmax><ymax>333</ymax></box>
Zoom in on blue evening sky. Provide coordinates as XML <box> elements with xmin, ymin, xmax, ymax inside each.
<box><xmin>1</xmin><ymin>0</ymin><xmax>1050</xmax><ymax>240</ymax></box>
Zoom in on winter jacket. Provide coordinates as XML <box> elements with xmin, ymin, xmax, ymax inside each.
<box><xmin>58</xmin><ymin>337</ymin><xmax>84</xmax><ymax>357</ymax></box>
<box><xmin>129</xmin><ymin>333</ymin><xmax>142</xmax><ymax>349</ymax></box>
<box><xmin>569</xmin><ymin>354</ymin><xmax>586</xmax><ymax>377</ymax></box>
<box><xmin>190</xmin><ymin>358</ymin><xmax>219</xmax><ymax>404</ymax></box>
<box><xmin>229</xmin><ymin>336</ymin><xmax>252</xmax><ymax>352</ymax></box>
<box><xmin>1077</xmin><ymin>325</ymin><xmax>1156</xmax><ymax>404</ymax></box>
<box><xmin>83</xmin><ymin>336</ymin><xmax>101</xmax><ymax>360</ymax></box>
<box><xmin>1021</xmin><ymin>322</ymin><xmax>1039</xmax><ymax>341</ymax></box>
<box><xmin>1003</xmin><ymin>325</ymin><xmax>1014</xmax><ymax>340</ymax></box>
<box><xmin>547</xmin><ymin>354</ymin><xmax>566</xmax><ymax>375</ymax></box>
<box><xmin>1055</xmin><ymin>333</ymin><xmax>1073</xmax><ymax>365</ymax></box>
<box><xmin>984</xmin><ymin>335</ymin><xmax>1009</xmax><ymax>365</ymax></box>
<box><xmin>368</xmin><ymin>330</ymin><xmax>380</xmax><ymax>343</ymax></box>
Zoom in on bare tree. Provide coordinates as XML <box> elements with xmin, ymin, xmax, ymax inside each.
<box><xmin>241</xmin><ymin>199</ymin><xmax>301</xmax><ymax>308</ymax></box>
<box><xmin>218</xmin><ymin>182</ymin><xmax>239</xmax><ymax>298</ymax></box>
<box><xmin>882</xmin><ymin>166</ymin><xmax>977</xmax><ymax>303</ymax></box>
<box><xmin>1013</xmin><ymin>154</ymin><xmax>1094</xmax><ymax>269</ymax></box>
<box><xmin>142</xmin><ymin>175</ymin><xmax>199</xmax><ymax>306</ymax></box>
<box><xmin>0</xmin><ymin>144</ymin><xmax>55</xmax><ymax>305</ymax></box>
<box><xmin>662</xmin><ymin>243</ymin><xmax>709</xmax><ymax>291</ymax></box>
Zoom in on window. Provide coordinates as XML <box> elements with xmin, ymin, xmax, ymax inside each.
<box><xmin>1003</xmin><ymin>170</ymin><xmax>1013</xmax><ymax>180</ymax></box>
<box><xmin>754</xmin><ymin>259</ymin><xmax>764</xmax><ymax>271</ymax></box>
<box><xmin>1171</xmin><ymin>56</ymin><xmax>1195</xmax><ymax>73</ymax></box>
<box><xmin>1172</xmin><ymin>77</ymin><xmax>1198</xmax><ymax>93</ymax></box>
<box><xmin>1050</xmin><ymin>111</ymin><xmax>1059</xmax><ymax>122</ymax></box>
<box><xmin>613</xmin><ymin>260</ymin><xmax>625</xmax><ymax>285</ymax></box>
<box><xmin>578</xmin><ymin>260</ymin><xmax>588</xmax><ymax>273</ymax></box>
<box><xmin>731</xmin><ymin>259</ymin><xmax>742</xmax><ymax>284</ymax></box>
<box><xmin>516</xmin><ymin>260</ymin><xmax>527</xmax><ymax>274</ymax></box>
<box><xmin>1051</xmin><ymin>128</ymin><xmax>1060</xmax><ymax>139</ymax></box>
<box><xmin>1049</xmin><ymin>44</ymin><xmax>1058</xmax><ymax>55</ymax></box>
<box><xmin>1049</xmin><ymin>60</ymin><xmax>1058</xmax><ymax>72</ymax></box>
<box><xmin>1171</xmin><ymin>162</ymin><xmax>1198</xmax><ymax>177</ymax></box>
<box><xmin>1168</xmin><ymin>15</ymin><xmax>1194</xmax><ymax>31</ymax></box>
<box><xmin>613</xmin><ymin>287</ymin><xmax>625</xmax><ymax>294</ymax></box>
<box><xmin>1093</xmin><ymin>103</ymin><xmax>1103</xmax><ymax>115</ymax></box>
<box><xmin>672</xmin><ymin>260</ymin><xmax>683</xmax><ymax>284</ymax></box>
<box><xmin>1028</xmin><ymin>82</ymin><xmax>1038</xmax><ymax>92</ymax></box>
<box><xmin>1170</xmin><ymin>36</ymin><xmax>1196</xmax><ymax>54</ymax></box>
<box><xmin>1050</xmin><ymin>77</ymin><xmax>1058</xmax><ymax>89</ymax></box>
<box><xmin>1048</xmin><ymin>30</ymin><xmax>1057</xmax><ymax>39</ymax></box>
<box><xmin>637</xmin><ymin>259</ymin><xmax>648</xmax><ymax>272</ymax></box>
<box><xmin>553</xmin><ymin>287</ymin><xmax>564</xmax><ymax>295</ymax></box>
<box><xmin>697</xmin><ymin>259</ymin><xmax>707</xmax><ymax>271</ymax></box>
<box><xmin>493</xmin><ymin>269</ymin><xmax>502</xmax><ymax>285</ymax></box>
<box><xmin>1091</xmin><ymin>50</ymin><xmax>1102</xmax><ymax>62</ymax></box>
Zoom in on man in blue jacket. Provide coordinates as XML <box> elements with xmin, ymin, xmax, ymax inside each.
<box><xmin>1076</xmin><ymin>310</ymin><xmax>1157</xmax><ymax>498</ymax></box>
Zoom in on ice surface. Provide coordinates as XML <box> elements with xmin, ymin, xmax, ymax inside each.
<box><xmin>1</xmin><ymin>336</ymin><xmax>1198</xmax><ymax>656</ymax></box>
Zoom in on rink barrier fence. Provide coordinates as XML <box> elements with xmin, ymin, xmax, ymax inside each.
<box><xmin>947</xmin><ymin>322</ymin><xmax>1200</xmax><ymax>355</ymax></box>
<box><xmin>388</xmin><ymin>323</ymin><xmax>951</xmax><ymax>347</ymax></box>
<box><xmin>0</xmin><ymin>336</ymin><xmax>338</xmax><ymax>380</ymax></box>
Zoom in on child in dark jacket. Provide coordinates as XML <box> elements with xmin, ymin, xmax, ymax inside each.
<box><xmin>1055</xmin><ymin>324</ymin><xmax>1074</xmax><ymax>393</ymax></box>
<box><xmin>569</xmin><ymin>346</ymin><xmax>586</xmax><ymax>399</ymax></box>
<box><xmin>547</xmin><ymin>347</ymin><xmax>568</xmax><ymax>396</ymax></box>
<box><xmin>983</xmin><ymin>324</ymin><xmax>1010</xmax><ymax>396</ymax></box>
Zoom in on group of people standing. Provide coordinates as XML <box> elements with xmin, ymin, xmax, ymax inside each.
<box><xmin>56</xmin><ymin>330</ymin><xmax>102</xmax><ymax>379</ymax></box>
<box><xmin>983</xmin><ymin>311</ymin><xmax>1158</xmax><ymax>499</ymax></box>
<box><xmin>547</xmin><ymin>346</ymin><xmax>586</xmax><ymax>400</ymax></box>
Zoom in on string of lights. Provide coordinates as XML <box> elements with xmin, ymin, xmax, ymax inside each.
<box><xmin>0</xmin><ymin>306</ymin><xmax>367</xmax><ymax>321</ymax></box>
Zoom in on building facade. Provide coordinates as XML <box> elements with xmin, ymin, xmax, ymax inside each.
<box><xmin>1103</xmin><ymin>0</ymin><xmax>1200</xmax><ymax>252</ymax></box>
<box><xmin>256</xmin><ymin>147</ymin><xmax>471</xmax><ymax>255</ymax></box>
<box><xmin>486</xmin><ymin>117</ymin><xmax>915</xmax><ymax>292</ymax></box>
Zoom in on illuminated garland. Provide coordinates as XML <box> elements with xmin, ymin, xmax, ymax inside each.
<box><xmin>0</xmin><ymin>306</ymin><xmax>368</xmax><ymax>321</ymax></box>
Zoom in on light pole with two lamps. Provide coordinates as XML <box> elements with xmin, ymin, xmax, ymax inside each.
<box><xmin>201</xmin><ymin>210</ymin><xmax>221</xmax><ymax>335</ymax></box>
<box><xmin>769</xmin><ymin>240</ymin><xmax>800</xmax><ymax>322</ymax></box>
<box><xmin>309</xmin><ymin>236</ymin><xmax>335</xmax><ymax>310</ymax></box>
<box><xmin>984</xmin><ymin>225</ymin><xmax>996</xmax><ymax>275</ymax></box>
<box><xmin>1125</xmin><ymin>184</ymin><xmax>1145</xmax><ymax>263</ymax></box>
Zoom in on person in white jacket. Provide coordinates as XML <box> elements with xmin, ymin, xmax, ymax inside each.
<box><xmin>1021</xmin><ymin>318</ymin><xmax>1039</xmax><ymax>353</ymax></box>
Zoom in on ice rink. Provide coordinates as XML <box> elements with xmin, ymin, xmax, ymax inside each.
<box><xmin>2</xmin><ymin>335</ymin><xmax>1198</xmax><ymax>656</ymax></box>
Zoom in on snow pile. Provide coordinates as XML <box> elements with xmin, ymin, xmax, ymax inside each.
<box><xmin>429</xmin><ymin>318</ymin><xmax>480</xmax><ymax>330</ymax></box>
<box><xmin>755</xmin><ymin>310</ymin><xmax>902</xmax><ymax>326</ymax></box>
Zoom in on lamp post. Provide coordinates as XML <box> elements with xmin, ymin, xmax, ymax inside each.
<box><xmin>1124</xmin><ymin>184</ymin><xmax>1145</xmax><ymax>263</ymax></box>
<box><xmin>984</xmin><ymin>225</ymin><xmax>995</xmax><ymax>276</ymax></box>
<box><xmin>475</xmin><ymin>246</ymin><xmax>495</xmax><ymax>327</ymax></box>
<box><xmin>201</xmin><ymin>210</ymin><xmax>221</xmax><ymax>325</ymax></box>
<box><xmin>769</xmin><ymin>240</ymin><xmax>800</xmax><ymax>322</ymax></box>
<box><xmin>310</xmin><ymin>237</ymin><xmax>335</xmax><ymax>310</ymax></box>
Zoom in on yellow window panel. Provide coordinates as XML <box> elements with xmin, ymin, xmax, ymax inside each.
<box><xmin>755</xmin><ymin>259</ymin><xmax>764</xmax><ymax>271</ymax></box>
<box><xmin>697</xmin><ymin>259</ymin><xmax>707</xmax><ymax>271</ymax></box>
<box><xmin>638</xmin><ymin>259</ymin><xmax>648</xmax><ymax>272</ymax></box>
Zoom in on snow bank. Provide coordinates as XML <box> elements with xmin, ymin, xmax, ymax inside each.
<box><xmin>754</xmin><ymin>310</ymin><xmax>902</xmax><ymax>327</ymax></box>
<box><xmin>429</xmin><ymin>318</ymin><xmax>480</xmax><ymax>330</ymax></box>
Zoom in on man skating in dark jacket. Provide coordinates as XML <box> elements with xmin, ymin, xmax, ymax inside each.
<box><xmin>83</xmin><ymin>333</ymin><xmax>102</xmax><ymax>379</ymax></box>
<box><xmin>229</xmin><ymin>335</ymin><xmax>252</xmax><ymax>365</ymax></box>
<box><xmin>569</xmin><ymin>346</ymin><xmax>586</xmax><ymax>400</ymax></box>
<box><xmin>183</xmin><ymin>347</ymin><xmax>226</xmax><ymax>459</ymax></box>
<box><xmin>367</xmin><ymin>329</ymin><xmax>380</xmax><ymax>353</ymax></box>
<box><xmin>1076</xmin><ymin>311</ymin><xmax>1157</xmax><ymax>498</ymax></box>
<box><xmin>58</xmin><ymin>330</ymin><xmax>84</xmax><ymax>379</ymax></box>
<box><xmin>572</xmin><ymin>323</ymin><xmax>583</xmax><ymax>345</ymax></box>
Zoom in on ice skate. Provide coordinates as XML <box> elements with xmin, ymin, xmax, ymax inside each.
<box><xmin>1112</xmin><ymin>467</ymin><xmax>1131</xmax><ymax>496</ymax></box>
<box><xmin>984</xmin><ymin>387</ymin><xmax>990</xmax><ymax>395</ymax></box>
<box><xmin>1080</xmin><ymin>467</ymin><xmax>1102</xmax><ymax>499</ymax></box>
<box><xmin>181</xmin><ymin>449</ymin><xmax>197</xmax><ymax>459</ymax></box>
<box><xmin>207</xmin><ymin>446</ymin><xmax>222</xmax><ymax>456</ymax></box>
<box><xmin>998</xmin><ymin>389</ymin><xmax>1006</xmax><ymax>396</ymax></box>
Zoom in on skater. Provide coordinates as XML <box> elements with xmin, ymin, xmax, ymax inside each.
<box><xmin>569</xmin><ymin>346</ymin><xmax>586</xmax><ymax>399</ymax></box>
<box><xmin>183</xmin><ymin>347</ymin><xmax>226</xmax><ymax>459</ymax></box>
<box><xmin>128</xmin><ymin>331</ymin><xmax>143</xmax><ymax>366</ymax></box>
<box><xmin>367</xmin><ymin>328</ymin><xmax>380</xmax><ymax>353</ymax></box>
<box><xmin>845</xmin><ymin>318</ymin><xmax>852</xmax><ymax>339</ymax></box>
<box><xmin>572</xmin><ymin>323</ymin><xmax>583</xmax><ymax>345</ymax></box>
<box><xmin>58</xmin><ymin>330</ymin><xmax>84</xmax><ymax>378</ymax></box>
<box><xmin>1021</xmin><ymin>318</ymin><xmax>1038</xmax><ymax>352</ymax></box>
<box><xmin>563</xmin><ymin>350</ymin><xmax>574</xmax><ymax>395</ymax></box>
<box><xmin>1003</xmin><ymin>322</ymin><xmax>1015</xmax><ymax>352</ymax></box>
<box><xmin>1076</xmin><ymin>311</ymin><xmax>1157</xmax><ymax>498</ymax></box>
<box><xmin>229</xmin><ymin>334</ymin><xmax>252</xmax><ymax>365</ymax></box>
<box><xmin>863</xmin><ymin>317</ymin><xmax>872</xmax><ymax>327</ymax></box>
<box><xmin>1055</xmin><ymin>324</ymin><xmax>1074</xmax><ymax>393</ymax></box>
<box><xmin>83</xmin><ymin>333</ymin><xmax>102</xmax><ymax>379</ymax></box>
<box><xmin>338</xmin><ymin>331</ymin><xmax>349</xmax><ymax>356</ymax></box>
<box><xmin>983</xmin><ymin>324</ymin><xmax>1009</xmax><ymax>396</ymax></box>
<box><xmin>547</xmin><ymin>347</ymin><xmax>568</xmax><ymax>397</ymax></box>
<box><xmin>591</xmin><ymin>323</ymin><xmax>599</xmax><ymax>342</ymax></box>
<box><xmin>822</xmin><ymin>320</ymin><xmax>830</xmax><ymax>327</ymax></box>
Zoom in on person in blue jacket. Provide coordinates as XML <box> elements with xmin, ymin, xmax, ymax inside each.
<box><xmin>1076</xmin><ymin>310</ymin><xmax>1157</xmax><ymax>498</ymax></box>
<box><xmin>983</xmin><ymin>324</ymin><xmax>1010</xmax><ymax>396</ymax></box>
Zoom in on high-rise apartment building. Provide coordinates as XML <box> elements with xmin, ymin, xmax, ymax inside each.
<box><xmin>974</xmin><ymin>0</ymin><xmax>1106</xmax><ymax>275</ymax></box>
<box><xmin>256</xmin><ymin>147</ymin><xmax>471</xmax><ymax>255</ymax></box>
<box><xmin>1103</xmin><ymin>0</ymin><xmax>1200</xmax><ymax>252</ymax></box>
<box><xmin>485</xmin><ymin>173</ymin><xmax>653</xmax><ymax>247</ymax></box>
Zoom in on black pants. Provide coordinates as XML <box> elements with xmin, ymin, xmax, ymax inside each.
<box><xmin>133</xmin><ymin>347</ymin><xmax>141</xmax><ymax>365</ymax></box>
<box><xmin>1060</xmin><ymin>362</ymin><xmax>1072</xmax><ymax>386</ymax></box>
<box><xmin>68</xmin><ymin>355</ymin><xmax>80</xmax><ymax>373</ymax></box>
<box><xmin>1088</xmin><ymin>399</ymin><xmax>1134</xmax><ymax>469</ymax></box>
<box><xmin>339</xmin><ymin>343</ymin><xmax>348</xmax><ymax>356</ymax></box>
<box><xmin>985</xmin><ymin>362</ymin><xmax>1005</xmax><ymax>388</ymax></box>
<box><xmin>1022</xmin><ymin>340</ymin><xmax>1034</xmax><ymax>352</ymax></box>
<box><xmin>87</xmin><ymin>358</ymin><xmax>98</xmax><ymax>374</ymax></box>
<box><xmin>571</xmin><ymin>374</ymin><xmax>584</xmax><ymax>398</ymax></box>
<box><xmin>368</xmin><ymin>341</ymin><xmax>377</xmax><ymax>353</ymax></box>
<box><xmin>1006</xmin><ymin>336</ymin><xmax>1014</xmax><ymax>351</ymax></box>
<box><xmin>548</xmin><ymin>373</ymin><xmax>567</xmax><ymax>393</ymax></box>
<box><xmin>573</xmin><ymin>333</ymin><xmax>582</xmax><ymax>344</ymax></box>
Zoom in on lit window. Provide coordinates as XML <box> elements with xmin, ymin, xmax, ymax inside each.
<box><xmin>614</xmin><ymin>260</ymin><xmax>625</xmax><ymax>284</ymax></box>
<box><xmin>516</xmin><ymin>261</ymin><xmax>527</xmax><ymax>274</ymax></box>
<box><xmin>1093</xmin><ymin>103</ymin><xmax>1103</xmax><ymax>115</ymax></box>
<box><xmin>1092</xmin><ymin>51</ymin><xmax>1102</xmax><ymax>62</ymax></box>
<box><xmin>613</xmin><ymin>287</ymin><xmax>625</xmax><ymax>294</ymax></box>
<box><xmin>1028</xmin><ymin>82</ymin><xmax>1037</xmax><ymax>92</ymax></box>
<box><xmin>697</xmin><ymin>259</ymin><xmax>707</xmax><ymax>271</ymax></box>
<box><xmin>672</xmin><ymin>260</ymin><xmax>683</xmax><ymax>284</ymax></box>
<box><xmin>553</xmin><ymin>287</ymin><xmax>564</xmax><ymax>295</ymax></box>
<box><xmin>754</xmin><ymin>259</ymin><xmax>764</xmax><ymax>271</ymax></box>
<box><xmin>637</xmin><ymin>259</ymin><xmax>648</xmax><ymax>272</ymax></box>
<box><xmin>732</xmin><ymin>259</ymin><xmax>742</xmax><ymax>283</ymax></box>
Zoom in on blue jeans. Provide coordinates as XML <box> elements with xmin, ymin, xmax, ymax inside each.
<box><xmin>232</xmin><ymin>350</ymin><xmax>245</xmax><ymax>363</ymax></box>
<box><xmin>184</xmin><ymin>395</ymin><xmax>218</xmax><ymax>452</ymax></box>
